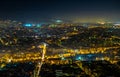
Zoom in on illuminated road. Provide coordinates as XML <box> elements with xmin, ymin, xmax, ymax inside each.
<box><xmin>0</xmin><ymin>46</ymin><xmax>119</xmax><ymax>67</ymax></box>
<box><xmin>75</xmin><ymin>61</ymin><xmax>97</xmax><ymax>77</ymax></box>
<box><xmin>33</xmin><ymin>43</ymin><xmax>46</xmax><ymax>77</ymax></box>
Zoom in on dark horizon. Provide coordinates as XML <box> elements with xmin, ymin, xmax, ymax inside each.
<box><xmin>0</xmin><ymin>0</ymin><xmax>120</xmax><ymax>22</ymax></box>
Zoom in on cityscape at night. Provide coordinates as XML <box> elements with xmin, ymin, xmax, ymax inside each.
<box><xmin>0</xmin><ymin>0</ymin><xmax>120</xmax><ymax>77</ymax></box>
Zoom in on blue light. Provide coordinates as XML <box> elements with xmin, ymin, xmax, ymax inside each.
<box><xmin>76</xmin><ymin>56</ymin><xmax>82</xmax><ymax>60</ymax></box>
<box><xmin>37</xmin><ymin>24</ymin><xmax>41</xmax><ymax>27</ymax></box>
<box><xmin>24</xmin><ymin>24</ymin><xmax>32</xmax><ymax>27</ymax></box>
<box><xmin>56</xmin><ymin>20</ymin><xmax>62</xmax><ymax>23</ymax></box>
<box><xmin>78</xmin><ymin>56</ymin><xmax>82</xmax><ymax>60</ymax></box>
<box><xmin>87</xmin><ymin>54</ymin><xmax>92</xmax><ymax>57</ymax></box>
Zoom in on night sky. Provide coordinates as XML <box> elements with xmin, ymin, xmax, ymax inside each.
<box><xmin>0</xmin><ymin>0</ymin><xmax>120</xmax><ymax>22</ymax></box>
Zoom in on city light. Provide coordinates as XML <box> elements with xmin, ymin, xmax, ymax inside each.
<box><xmin>0</xmin><ymin>19</ymin><xmax>120</xmax><ymax>77</ymax></box>
<box><xmin>0</xmin><ymin>0</ymin><xmax>120</xmax><ymax>76</ymax></box>
<box><xmin>56</xmin><ymin>20</ymin><xmax>62</xmax><ymax>23</ymax></box>
<box><xmin>24</xmin><ymin>24</ymin><xmax>32</xmax><ymax>27</ymax></box>
<box><xmin>76</xmin><ymin>56</ymin><xmax>82</xmax><ymax>60</ymax></box>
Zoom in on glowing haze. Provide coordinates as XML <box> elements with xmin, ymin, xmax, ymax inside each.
<box><xmin>0</xmin><ymin>0</ymin><xmax>120</xmax><ymax>23</ymax></box>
